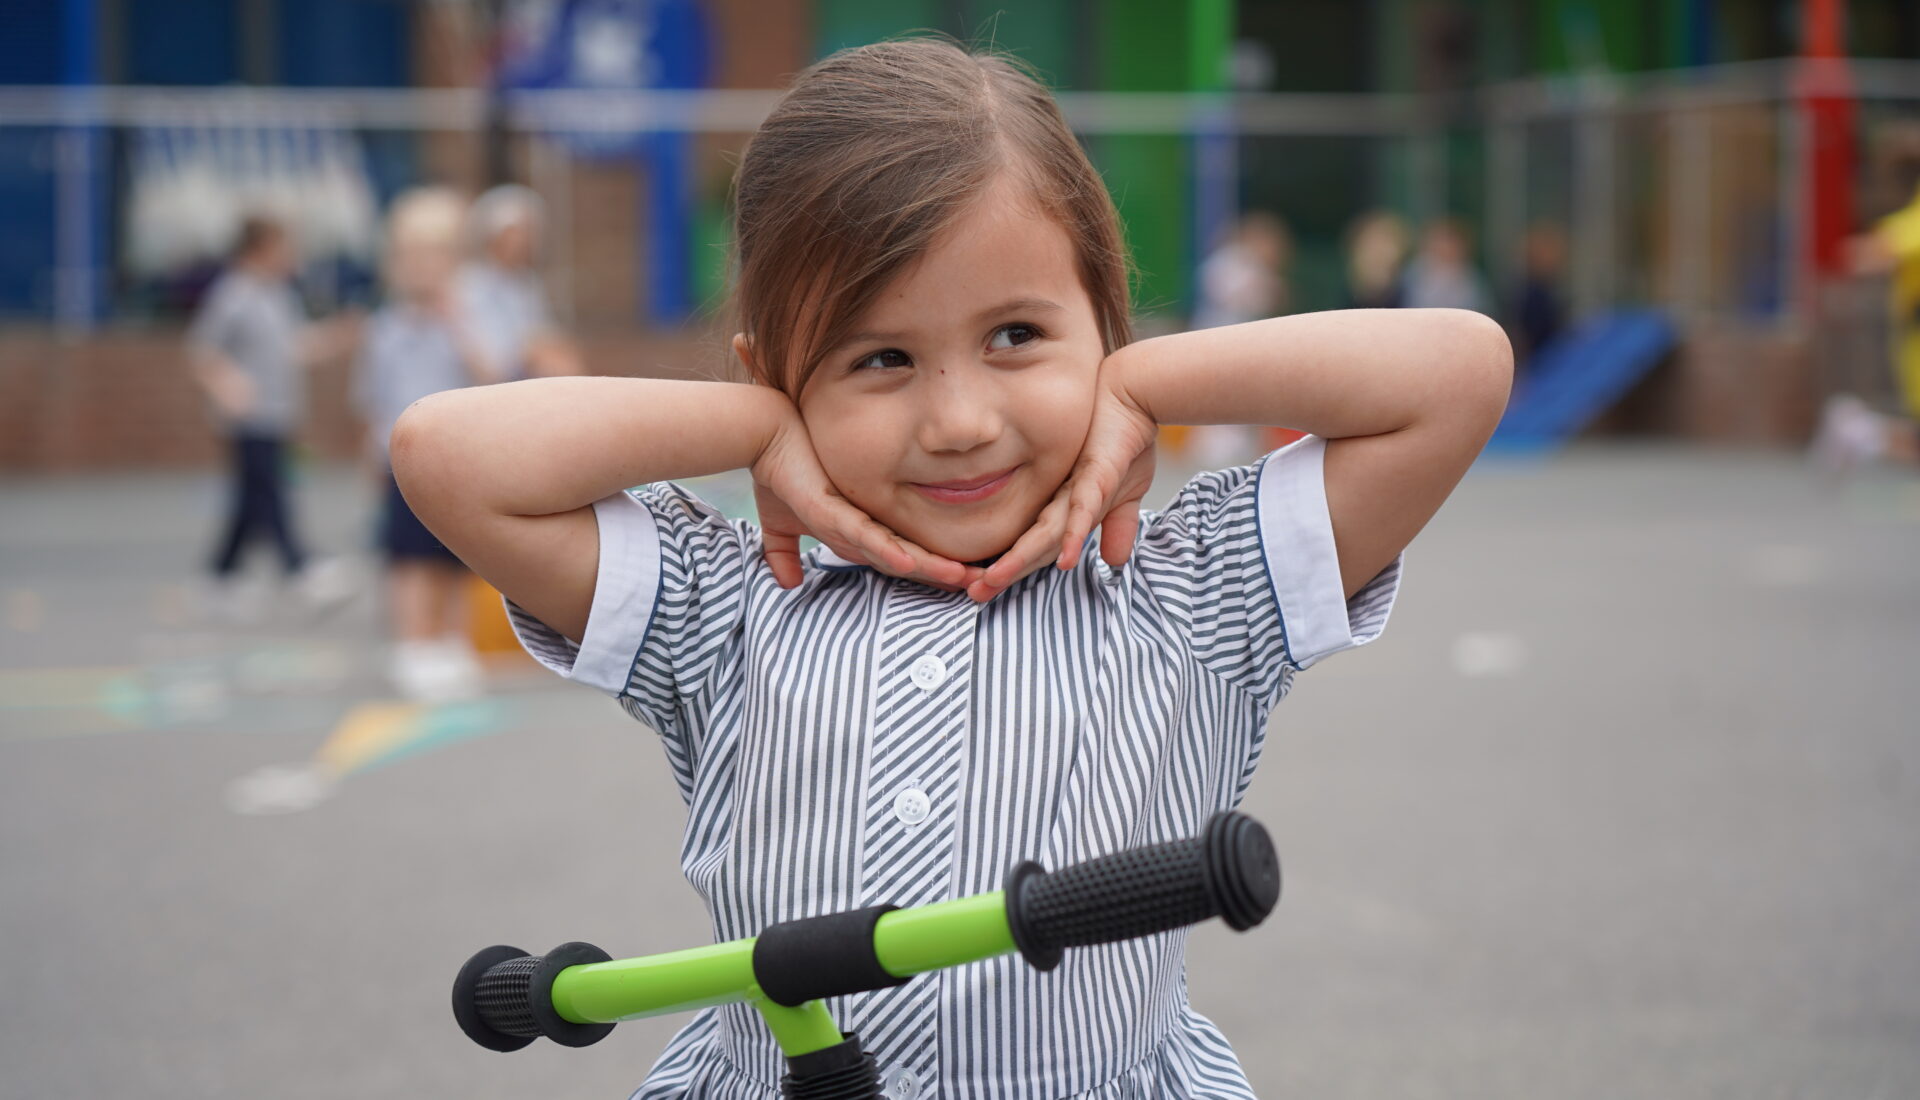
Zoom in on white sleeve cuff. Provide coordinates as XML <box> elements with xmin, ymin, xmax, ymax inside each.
<box><xmin>504</xmin><ymin>489</ymin><xmax>663</xmax><ymax>696</ymax></box>
<box><xmin>1255</xmin><ymin>436</ymin><xmax>1401</xmax><ymax>670</ymax></box>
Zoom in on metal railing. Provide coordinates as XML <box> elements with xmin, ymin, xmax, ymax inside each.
<box><xmin>4</xmin><ymin>58</ymin><xmax>1919</xmax><ymax>349</ymax></box>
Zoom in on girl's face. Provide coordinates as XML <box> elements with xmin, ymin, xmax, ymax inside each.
<box><xmin>794</xmin><ymin>177</ymin><xmax>1106</xmax><ymax>564</ymax></box>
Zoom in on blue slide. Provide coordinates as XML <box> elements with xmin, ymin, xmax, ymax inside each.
<box><xmin>1489</xmin><ymin>310</ymin><xmax>1678</xmax><ymax>453</ymax></box>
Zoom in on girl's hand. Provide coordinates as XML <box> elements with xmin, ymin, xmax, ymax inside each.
<box><xmin>753</xmin><ymin>413</ymin><xmax>976</xmax><ymax>592</ymax></box>
<box><xmin>967</xmin><ymin>369</ymin><xmax>1158</xmax><ymax>602</ymax></box>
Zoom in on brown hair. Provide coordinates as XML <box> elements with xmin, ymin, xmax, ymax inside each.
<box><xmin>231</xmin><ymin>214</ymin><xmax>287</xmax><ymax>261</ymax></box>
<box><xmin>731</xmin><ymin>37</ymin><xmax>1132</xmax><ymax>396</ymax></box>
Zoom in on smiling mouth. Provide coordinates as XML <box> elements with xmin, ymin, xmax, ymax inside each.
<box><xmin>910</xmin><ymin>465</ymin><xmax>1020</xmax><ymax>504</ymax></box>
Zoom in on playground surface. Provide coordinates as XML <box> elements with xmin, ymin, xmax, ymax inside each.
<box><xmin>2</xmin><ymin>445</ymin><xmax>1917</xmax><ymax>1099</ymax></box>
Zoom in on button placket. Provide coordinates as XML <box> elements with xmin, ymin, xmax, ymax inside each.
<box><xmin>852</xmin><ymin>589</ymin><xmax>978</xmax><ymax>1092</ymax></box>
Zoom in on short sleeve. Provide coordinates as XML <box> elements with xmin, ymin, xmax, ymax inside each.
<box><xmin>1132</xmin><ymin>436</ymin><xmax>1401</xmax><ymax>706</ymax></box>
<box><xmin>188</xmin><ymin>280</ymin><xmax>243</xmax><ymax>355</ymax></box>
<box><xmin>504</xmin><ymin>483</ymin><xmax>755</xmax><ymax>738</ymax></box>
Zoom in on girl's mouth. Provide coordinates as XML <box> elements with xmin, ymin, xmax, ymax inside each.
<box><xmin>911</xmin><ymin>465</ymin><xmax>1020</xmax><ymax>504</ymax></box>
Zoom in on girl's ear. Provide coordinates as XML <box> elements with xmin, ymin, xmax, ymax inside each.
<box><xmin>731</xmin><ymin>333</ymin><xmax>757</xmax><ymax>374</ymax></box>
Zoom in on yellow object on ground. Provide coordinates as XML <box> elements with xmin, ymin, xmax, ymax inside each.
<box><xmin>467</xmin><ymin>575</ymin><xmax>524</xmax><ymax>656</ymax></box>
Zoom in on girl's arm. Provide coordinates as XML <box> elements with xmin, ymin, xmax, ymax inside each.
<box><xmin>391</xmin><ymin>378</ymin><xmax>964</xmax><ymax>642</ymax></box>
<box><xmin>975</xmin><ymin>308</ymin><xmax>1510</xmax><ymax>602</ymax></box>
<box><xmin>1107</xmin><ymin>308</ymin><xmax>1511</xmax><ymax>597</ymax></box>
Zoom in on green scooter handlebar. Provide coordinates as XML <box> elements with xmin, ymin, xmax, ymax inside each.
<box><xmin>453</xmin><ymin>811</ymin><xmax>1279</xmax><ymax>1059</ymax></box>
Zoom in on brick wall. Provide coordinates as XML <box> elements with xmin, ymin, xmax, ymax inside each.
<box><xmin>1598</xmin><ymin>320</ymin><xmax>1821</xmax><ymax>445</ymax></box>
<box><xmin>0</xmin><ymin>325</ymin><xmax>724</xmax><ymax>472</ymax></box>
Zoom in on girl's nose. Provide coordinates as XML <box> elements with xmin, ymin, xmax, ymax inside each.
<box><xmin>915</xmin><ymin>361</ymin><xmax>1005</xmax><ymax>455</ymax></box>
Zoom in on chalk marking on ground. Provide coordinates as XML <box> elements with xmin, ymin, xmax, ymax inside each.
<box><xmin>226</xmin><ymin>698</ymin><xmax>513</xmax><ymax>816</ymax></box>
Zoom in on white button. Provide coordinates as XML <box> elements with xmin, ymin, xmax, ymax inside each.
<box><xmin>893</xmin><ymin>787</ymin><xmax>931</xmax><ymax>826</ymax></box>
<box><xmin>885</xmin><ymin>1067</ymin><xmax>920</xmax><ymax>1099</ymax></box>
<box><xmin>909</xmin><ymin>654</ymin><xmax>946</xmax><ymax>691</ymax></box>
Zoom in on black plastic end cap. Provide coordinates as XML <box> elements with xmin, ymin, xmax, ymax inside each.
<box><xmin>780</xmin><ymin>1034</ymin><xmax>882</xmax><ymax>1099</ymax></box>
<box><xmin>1002</xmin><ymin>860</ymin><xmax>1064</xmax><ymax>972</ymax></box>
<box><xmin>453</xmin><ymin>944</ymin><xmax>538</xmax><ymax>1052</ymax></box>
<box><xmin>1205</xmin><ymin>812</ymin><xmax>1280</xmax><ymax>931</ymax></box>
<box><xmin>532</xmin><ymin>941</ymin><xmax>617</xmax><ymax>1048</ymax></box>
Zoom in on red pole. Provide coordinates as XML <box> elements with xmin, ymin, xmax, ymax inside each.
<box><xmin>1799</xmin><ymin>0</ymin><xmax>1855</xmax><ymax>281</ymax></box>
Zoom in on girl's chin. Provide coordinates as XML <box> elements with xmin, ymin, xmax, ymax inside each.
<box><xmin>910</xmin><ymin>531</ymin><xmax>1020</xmax><ymax>567</ymax></box>
<box><xmin>892</xmin><ymin>511</ymin><xmax>1030</xmax><ymax>567</ymax></box>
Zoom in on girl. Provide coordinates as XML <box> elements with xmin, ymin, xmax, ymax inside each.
<box><xmin>356</xmin><ymin>187</ymin><xmax>504</xmax><ymax>701</ymax></box>
<box><xmin>394</xmin><ymin>39</ymin><xmax>1509</xmax><ymax>1100</ymax></box>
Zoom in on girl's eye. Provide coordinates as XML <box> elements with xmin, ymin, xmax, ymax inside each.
<box><xmin>988</xmin><ymin>324</ymin><xmax>1041</xmax><ymax>351</ymax></box>
<box><xmin>852</xmin><ymin>348</ymin><xmax>912</xmax><ymax>371</ymax></box>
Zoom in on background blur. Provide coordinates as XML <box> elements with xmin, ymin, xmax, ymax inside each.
<box><xmin>2</xmin><ymin>2</ymin><xmax>1918</xmax><ymax>1098</ymax></box>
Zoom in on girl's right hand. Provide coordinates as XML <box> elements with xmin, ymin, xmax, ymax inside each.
<box><xmin>752</xmin><ymin>414</ymin><xmax>975</xmax><ymax>591</ymax></box>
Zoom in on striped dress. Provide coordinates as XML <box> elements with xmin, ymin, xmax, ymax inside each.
<box><xmin>509</xmin><ymin>437</ymin><xmax>1400</xmax><ymax>1100</ymax></box>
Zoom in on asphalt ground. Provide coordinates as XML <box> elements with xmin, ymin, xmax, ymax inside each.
<box><xmin>2</xmin><ymin>445</ymin><xmax>1916</xmax><ymax>1099</ymax></box>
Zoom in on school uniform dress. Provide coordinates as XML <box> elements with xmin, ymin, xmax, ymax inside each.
<box><xmin>510</xmin><ymin>438</ymin><xmax>1400</xmax><ymax>1100</ymax></box>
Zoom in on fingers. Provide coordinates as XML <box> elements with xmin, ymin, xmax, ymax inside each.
<box><xmin>846</xmin><ymin>515</ymin><xmax>919</xmax><ymax>577</ymax></box>
<box><xmin>810</xmin><ymin>498</ymin><xmax>969</xmax><ymax>588</ymax></box>
<box><xmin>1055</xmin><ymin>465</ymin><xmax>1113</xmax><ymax>570</ymax></box>
<box><xmin>762</xmin><ymin>482</ymin><xmax>971</xmax><ymax>589</ymax></box>
<box><xmin>850</xmin><ymin>517</ymin><xmax>967</xmax><ymax>587</ymax></box>
<box><xmin>1096</xmin><ymin>451</ymin><xmax>1154</xmax><ymax>568</ymax></box>
<box><xmin>1097</xmin><ymin>503</ymin><xmax>1141</xmax><ymax>568</ymax></box>
<box><xmin>973</xmin><ymin>495</ymin><xmax>1070</xmax><ymax>601</ymax></box>
<box><xmin>761</xmin><ymin>529</ymin><xmax>805</xmax><ymax>589</ymax></box>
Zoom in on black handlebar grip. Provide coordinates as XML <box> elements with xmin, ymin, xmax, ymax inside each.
<box><xmin>452</xmin><ymin>941</ymin><xmax>617</xmax><ymax>1052</ymax></box>
<box><xmin>1004</xmin><ymin>812</ymin><xmax>1280</xmax><ymax>970</ymax></box>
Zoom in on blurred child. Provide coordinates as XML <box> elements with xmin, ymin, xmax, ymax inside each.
<box><xmin>456</xmin><ymin>184</ymin><xmax>583</xmax><ymax>381</ymax></box>
<box><xmin>1402</xmin><ymin>217</ymin><xmax>1489</xmax><ymax>314</ymax></box>
<box><xmin>1345</xmin><ymin>209</ymin><xmax>1408</xmax><ymax>309</ymax></box>
<box><xmin>1192</xmin><ymin>210</ymin><xmax>1291</xmax><ymax>329</ymax></box>
<box><xmin>1189</xmin><ymin>211</ymin><xmax>1294</xmax><ymax>465</ymax></box>
<box><xmin>354</xmin><ymin>188</ymin><xmax>504</xmax><ymax>701</ymax></box>
<box><xmin>1512</xmin><ymin>221</ymin><xmax>1568</xmax><ymax>373</ymax></box>
<box><xmin>187</xmin><ymin>213</ymin><xmax>358</xmax><ymax>620</ymax></box>
<box><xmin>1811</xmin><ymin>182</ymin><xmax>1920</xmax><ymax>474</ymax></box>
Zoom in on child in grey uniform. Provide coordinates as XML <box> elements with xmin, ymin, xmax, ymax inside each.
<box><xmin>187</xmin><ymin>214</ymin><xmax>357</xmax><ymax>617</ymax></box>
<box><xmin>456</xmin><ymin>184</ymin><xmax>581</xmax><ymax>381</ymax></box>
<box><xmin>354</xmin><ymin>188</ymin><xmax>503</xmax><ymax>700</ymax></box>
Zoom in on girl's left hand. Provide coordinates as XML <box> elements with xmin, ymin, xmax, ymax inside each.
<box><xmin>967</xmin><ymin>369</ymin><xmax>1158</xmax><ymax>602</ymax></box>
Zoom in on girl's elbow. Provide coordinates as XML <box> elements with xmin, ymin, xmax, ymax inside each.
<box><xmin>1450</xmin><ymin>310</ymin><xmax>1514</xmax><ymax>426</ymax></box>
<box><xmin>389</xmin><ymin>396</ymin><xmax>451</xmax><ymax>487</ymax></box>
